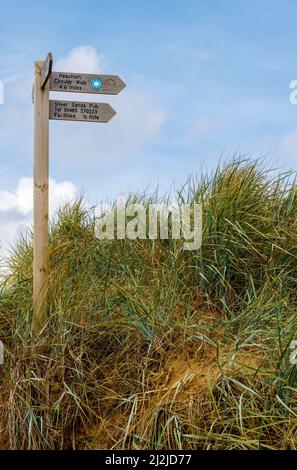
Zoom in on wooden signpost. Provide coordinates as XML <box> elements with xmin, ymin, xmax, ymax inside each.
<box><xmin>33</xmin><ymin>52</ymin><xmax>125</xmax><ymax>330</ymax></box>
<box><xmin>33</xmin><ymin>60</ymin><xmax>50</xmax><ymax>330</ymax></box>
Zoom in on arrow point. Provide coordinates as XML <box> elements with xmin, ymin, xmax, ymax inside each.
<box><xmin>119</xmin><ymin>78</ymin><xmax>126</xmax><ymax>91</ymax></box>
<box><xmin>107</xmin><ymin>104</ymin><xmax>117</xmax><ymax>122</ymax></box>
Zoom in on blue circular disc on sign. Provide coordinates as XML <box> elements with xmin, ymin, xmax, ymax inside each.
<box><xmin>90</xmin><ymin>78</ymin><xmax>103</xmax><ymax>90</ymax></box>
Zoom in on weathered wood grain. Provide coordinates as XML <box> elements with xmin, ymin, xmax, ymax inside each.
<box><xmin>33</xmin><ymin>60</ymin><xmax>50</xmax><ymax>330</ymax></box>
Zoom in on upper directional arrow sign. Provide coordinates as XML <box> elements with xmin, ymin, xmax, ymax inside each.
<box><xmin>50</xmin><ymin>72</ymin><xmax>126</xmax><ymax>95</ymax></box>
<box><xmin>49</xmin><ymin>100</ymin><xmax>116</xmax><ymax>123</ymax></box>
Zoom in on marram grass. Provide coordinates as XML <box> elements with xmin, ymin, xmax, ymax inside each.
<box><xmin>0</xmin><ymin>157</ymin><xmax>297</xmax><ymax>450</ymax></box>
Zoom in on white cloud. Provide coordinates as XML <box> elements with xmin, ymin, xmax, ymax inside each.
<box><xmin>0</xmin><ymin>178</ymin><xmax>78</xmax><ymax>253</ymax></box>
<box><xmin>0</xmin><ymin>177</ymin><xmax>33</xmax><ymax>214</ymax></box>
<box><xmin>55</xmin><ymin>46</ymin><xmax>105</xmax><ymax>73</ymax></box>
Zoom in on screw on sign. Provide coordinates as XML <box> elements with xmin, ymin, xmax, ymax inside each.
<box><xmin>33</xmin><ymin>52</ymin><xmax>125</xmax><ymax>330</ymax></box>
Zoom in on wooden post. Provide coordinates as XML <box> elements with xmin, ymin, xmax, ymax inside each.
<box><xmin>33</xmin><ymin>60</ymin><xmax>50</xmax><ymax>330</ymax></box>
<box><xmin>31</xmin><ymin>52</ymin><xmax>123</xmax><ymax>332</ymax></box>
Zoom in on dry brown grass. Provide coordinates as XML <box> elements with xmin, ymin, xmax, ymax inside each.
<box><xmin>1</xmin><ymin>158</ymin><xmax>297</xmax><ymax>449</ymax></box>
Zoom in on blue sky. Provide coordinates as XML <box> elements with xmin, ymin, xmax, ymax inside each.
<box><xmin>1</xmin><ymin>0</ymin><xmax>297</xmax><ymax>250</ymax></box>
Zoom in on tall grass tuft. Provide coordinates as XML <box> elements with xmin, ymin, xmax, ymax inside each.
<box><xmin>0</xmin><ymin>157</ymin><xmax>297</xmax><ymax>450</ymax></box>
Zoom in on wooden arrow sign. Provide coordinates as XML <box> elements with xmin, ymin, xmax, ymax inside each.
<box><xmin>49</xmin><ymin>100</ymin><xmax>116</xmax><ymax>123</ymax></box>
<box><xmin>50</xmin><ymin>72</ymin><xmax>126</xmax><ymax>95</ymax></box>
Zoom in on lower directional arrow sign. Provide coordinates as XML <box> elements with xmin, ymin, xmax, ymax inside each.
<box><xmin>49</xmin><ymin>100</ymin><xmax>116</xmax><ymax>123</ymax></box>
